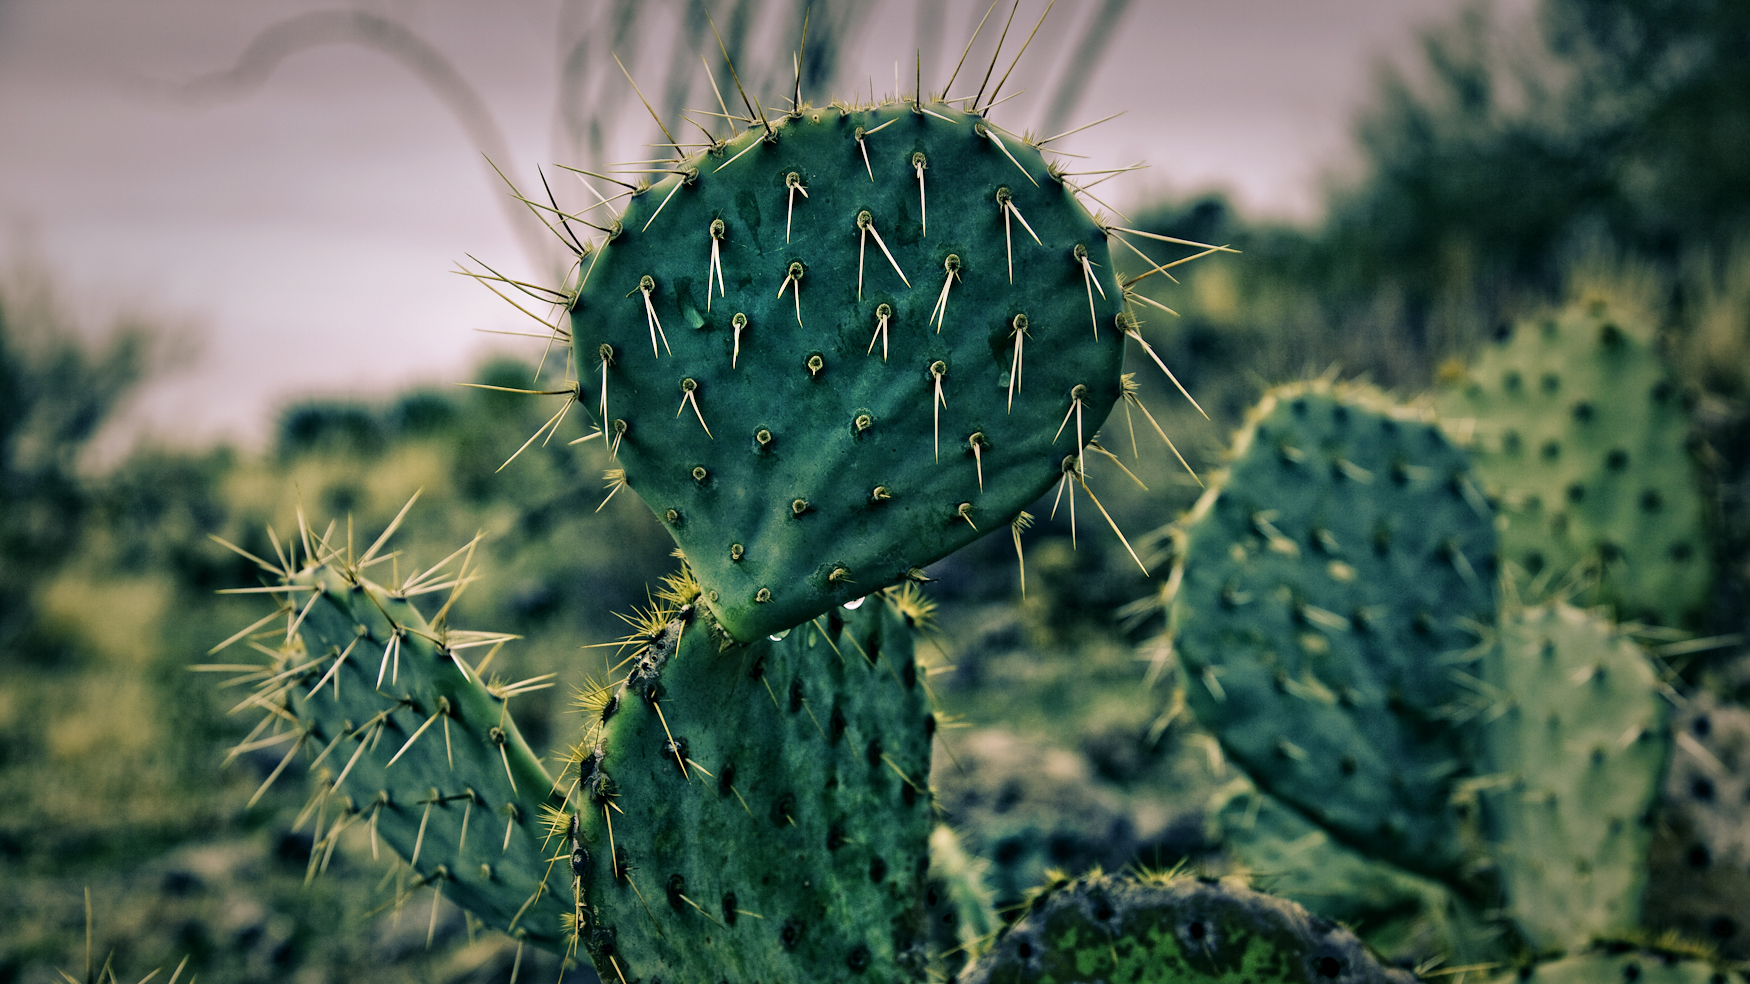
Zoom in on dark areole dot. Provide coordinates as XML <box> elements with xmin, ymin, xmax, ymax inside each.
<box><xmin>1017</xmin><ymin>940</ymin><xmax>1034</xmax><ymax>959</ymax></box>
<box><xmin>1605</xmin><ymin>448</ymin><xmax>1628</xmax><ymax>470</ymax></box>
<box><xmin>1641</xmin><ymin>489</ymin><xmax>1663</xmax><ymax>512</ymax></box>
<box><xmin>1695</xmin><ymin>715</ymin><xmax>1712</xmax><ymax>737</ymax></box>
<box><xmin>1693</xmin><ymin>777</ymin><xmax>1716</xmax><ymax>801</ymax></box>
<box><xmin>1688</xmin><ymin>844</ymin><xmax>1712</xmax><ymax>868</ymax></box>
<box><xmin>1567</xmin><ymin>483</ymin><xmax>1586</xmax><ymax>503</ymax></box>
<box><xmin>1670</xmin><ymin>541</ymin><xmax>1694</xmax><ymax>562</ymax></box>
<box><xmin>869</xmin><ymin>856</ymin><xmax>887</xmax><ymax>883</ymax></box>
<box><xmin>1187</xmin><ymin>920</ymin><xmax>1206</xmax><ymax>940</ymax></box>
<box><xmin>846</xmin><ymin>944</ymin><xmax>872</xmax><ymax>973</ymax></box>
<box><xmin>1542</xmin><ymin>440</ymin><xmax>1561</xmax><ymax>461</ymax></box>
<box><xmin>1317</xmin><ymin>956</ymin><xmax>1343</xmax><ymax>978</ymax></box>
<box><xmin>1708</xmin><ymin>916</ymin><xmax>1737</xmax><ymax>940</ymax></box>
<box><xmin>1624</xmin><ymin>962</ymin><xmax>1641</xmax><ymax>982</ymax></box>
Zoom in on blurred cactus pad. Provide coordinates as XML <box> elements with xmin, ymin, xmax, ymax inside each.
<box><xmin>566</xmin><ymin>98</ymin><xmax>1145</xmax><ymax>641</ymax></box>
<box><xmin>1165</xmin><ymin>379</ymin><xmax>1496</xmax><ymax>878</ymax></box>
<box><xmin>1436</xmin><ymin>300</ymin><xmax>1710</xmax><ymax>627</ymax></box>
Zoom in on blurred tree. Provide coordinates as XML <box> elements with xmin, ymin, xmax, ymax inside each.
<box><xmin>1330</xmin><ymin>0</ymin><xmax>1750</xmax><ymax>303</ymax></box>
<box><xmin>0</xmin><ymin>273</ymin><xmax>150</xmax><ymax>663</ymax></box>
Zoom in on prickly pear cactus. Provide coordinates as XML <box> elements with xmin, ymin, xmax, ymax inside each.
<box><xmin>1476</xmin><ymin>602</ymin><xmax>1670</xmax><ymax>951</ymax></box>
<box><xmin>569</xmin><ymin>101</ymin><xmax>1124</xmax><ymax>641</ymax></box>
<box><xmin>959</xmin><ymin>873</ymin><xmax>1417</xmax><ymax>984</ymax></box>
<box><xmin>1644</xmin><ymin>693</ymin><xmax>1750</xmax><ymax>958</ymax></box>
<box><xmin>567</xmin><ymin>581</ymin><xmax>935</xmax><ymax>982</ymax></box>
<box><xmin>1437</xmin><ymin>301</ymin><xmax>1710</xmax><ymax>627</ymax></box>
<box><xmin>209</xmin><ymin>521</ymin><xmax>573</xmax><ymax>945</ymax></box>
<box><xmin>1163</xmin><ymin>380</ymin><xmax>1497</xmax><ymax>878</ymax></box>
<box><xmin>1491</xmin><ymin>948</ymin><xmax>1745</xmax><ymax>984</ymax></box>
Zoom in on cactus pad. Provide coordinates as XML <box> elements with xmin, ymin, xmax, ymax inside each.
<box><xmin>1164</xmin><ymin>380</ymin><xmax>1496</xmax><ymax>877</ymax></box>
<box><xmin>568</xmin><ymin>585</ymin><xmax>934</xmax><ymax>982</ymax></box>
<box><xmin>1437</xmin><ymin>302</ymin><xmax>1710</xmax><ymax>627</ymax></box>
<box><xmin>211</xmin><ymin>522</ymin><xmax>572</xmax><ymax>945</ymax></box>
<box><xmin>568</xmin><ymin>102</ymin><xmax>1124</xmax><ymax>641</ymax></box>
<box><xmin>1477</xmin><ymin>602</ymin><xmax>1670</xmax><ymax>951</ymax></box>
<box><xmin>959</xmin><ymin>873</ymin><xmax>1416</xmax><ymax>984</ymax></box>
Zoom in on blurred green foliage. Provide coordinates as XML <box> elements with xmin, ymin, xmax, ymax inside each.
<box><xmin>3</xmin><ymin>0</ymin><xmax>1749</xmax><ymax>978</ymax></box>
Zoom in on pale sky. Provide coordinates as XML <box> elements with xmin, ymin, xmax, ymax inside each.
<box><xmin>0</xmin><ymin>0</ymin><xmax>1509</xmax><ymax>451</ymax></box>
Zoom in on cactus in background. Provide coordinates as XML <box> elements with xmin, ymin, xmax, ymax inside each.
<box><xmin>565</xmin><ymin>577</ymin><xmax>934</xmax><ymax>982</ymax></box>
<box><xmin>1164</xmin><ymin>379</ymin><xmax>1497</xmax><ymax>878</ymax></box>
<box><xmin>1153</xmin><ymin>371</ymin><xmax>1729</xmax><ymax>970</ymax></box>
<box><xmin>1476</xmin><ymin>601</ymin><xmax>1670</xmax><ymax>951</ymax></box>
<box><xmin>566</xmin><ymin>99</ymin><xmax>1135</xmax><ymax>642</ymax></box>
<box><xmin>1493</xmin><ymin>948</ymin><xmax>1745</xmax><ymax>984</ymax></box>
<box><xmin>959</xmin><ymin>872</ymin><xmax>1416</xmax><ymax>984</ymax></box>
<box><xmin>1644</xmin><ymin>693</ymin><xmax>1750</xmax><ymax>958</ymax></box>
<box><xmin>1436</xmin><ymin>301</ymin><xmax>1710</xmax><ymax>627</ymax></box>
<box><xmin>204</xmin><ymin>510</ymin><xmax>573</xmax><ymax>946</ymax></box>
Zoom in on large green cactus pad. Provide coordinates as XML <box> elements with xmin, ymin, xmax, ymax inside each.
<box><xmin>959</xmin><ymin>873</ymin><xmax>1416</xmax><ymax>984</ymax></box>
<box><xmin>569</xmin><ymin>101</ymin><xmax>1124</xmax><ymax>641</ymax></box>
<box><xmin>1166</xmin><ymin>380</ymin><xmax>1496</xmax><ymax>877</ymax></box>
<box><xmin>214</xmin><ymin>532</ymin><xmax>572</xmax><ymax>946</ymax></box>
<box><xmin>1478</xmin><ymin>602</ymin><xmax>1670</xmax><ymax>951</ymax></box>
<box><xmin>570</xmin><ymin>587</ymin><xmax>935</xmax><ymax>982</ymax></box>
<box><xmin>1436</xmin><ymin>302</ymin><xmax>1710</xmax><ymax>627</ymax></box>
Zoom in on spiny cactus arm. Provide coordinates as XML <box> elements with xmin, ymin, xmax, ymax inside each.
<box><xmin>1163</xmin><ymin>380</ymin><xmax>1498</xmax><ymax>879</ymax></box>
<box><xmin>1475</xmin><ymin>602</ymin><xmax>1670</xmax><ymax>952</ymax></box>
<box><xmin>207</xmin><ymin>518</ymin><xmax>573</xmax><ymax>947</ymax></box>
<box><xmin>566</xmin><ymin>581</ymin><xmax>935</xmax><ymax>983</ymax></box>
<box><xmin>959</xmin><ymin>873</ymin><xmax>1418</xmax><ymax>984</ymax></box>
